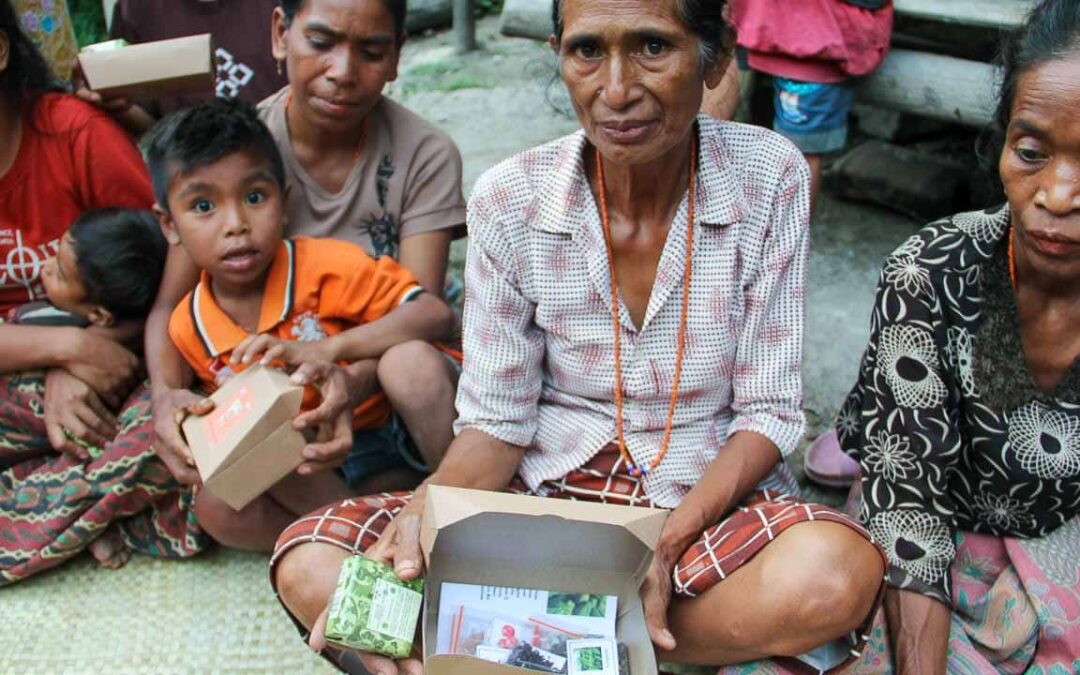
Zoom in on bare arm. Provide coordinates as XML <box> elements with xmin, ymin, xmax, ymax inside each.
<box><xmin>145</xmin><ymin>245</ymin><xmax>204</xmax><ymax>484</ymax></box>
<box><xmin>641</xmin><ymin>431</ymin><xmax>780</xmax><ymax>650</ymax></box>
<box><xmin>885</xmin><ymin>589</ymin><xmax>950</xmax><ymax>675</ymax></box>
<box><xmin>0</xmin><ymin>324</ymin><xmax>82</xmax><ymax>373</ymax></box>
<box><xmin>656</xmin><ymin>431</ymin><xmax>778</xmax><ymax>559</ymax></box>
<box><xmin>398</xmin><ymin>230</ymin><xmax>454</xmax><ymax>298</ymax></box>
<box><xmin>322</xmin><ymin>293</ymin><xmax>456</xmax><ymax>361</ymax></box>
<box><xmin>145</xmin><ymin>245</ymin><xmax>199</xmax><ymax>396</ymax></box>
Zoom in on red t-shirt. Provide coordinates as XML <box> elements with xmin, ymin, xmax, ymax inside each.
<box><xmin>0</xmin><ymin>94</ymin><xmax>154</xmax><ymax>313</ymax></box>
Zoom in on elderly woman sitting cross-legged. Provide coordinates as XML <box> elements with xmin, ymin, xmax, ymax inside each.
<box><xmin>270</xmin><ymin>1</ymin><xmax>887</xmax><ymax>673</ymax></box>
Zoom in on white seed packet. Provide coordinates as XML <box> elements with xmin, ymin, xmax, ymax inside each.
<box><xmin>474</xmin><ymin>645</ymin><xmax>512</xmax><ymax>664</ymax></box>
<box><xmin>566</xmin><ymin>638</ymin><xmax>620</xmax><ymax>675</ymax></box>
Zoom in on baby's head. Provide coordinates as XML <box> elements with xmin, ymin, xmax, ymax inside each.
<box><xmin>144</xmin><ymin>99</ymin><xmax>287</xmax><ymax>294</ymax></box>
<box><xmin>41</xmin><ymin>208</ymin><xmax>168</xmax><ymax>326</ymax></box>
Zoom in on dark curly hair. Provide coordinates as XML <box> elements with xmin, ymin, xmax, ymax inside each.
<box><xmin>0</xmin><ymin>0</ymin><xmax>62</xmax><ymax>117</ymax></box>
<box><xmin>982</xmin><ymin>0</ymin><xmax>1080</xmax><ymax>170</ymax></box>
<box><xmin>143</xmin><ymin>98</ymin><xmax>286</xmax><ymax>213</ymax></box>
<box><xmin>551</xmin><ymin>0</ymin><xmax>734</xmax><ymax>69</ymax></box>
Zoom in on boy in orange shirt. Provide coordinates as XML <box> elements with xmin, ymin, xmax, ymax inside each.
<box><xmin>145</xmin><ymin>100</ymin><xmax>458</xmax><ymax>551</ymax></box>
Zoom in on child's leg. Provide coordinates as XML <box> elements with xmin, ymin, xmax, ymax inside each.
<box><xmin>193</xmin><ymin>471</ymin><xmax>352</xmax><ymax>552</ymax></box>
<box><xmin>375</xmin><ymin>341</ymin><xmax>459</xmax><ymax>469</ymax></box>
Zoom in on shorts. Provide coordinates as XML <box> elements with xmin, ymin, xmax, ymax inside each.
<box><xmin>772</xmin><ymin>77</ymin><xmax>854</xmax><ymax>154</ymax></box>
<box><xmin>336</xmin><ymin>414</ymin><xmax>427</xmax><ymax>487</ymax></box>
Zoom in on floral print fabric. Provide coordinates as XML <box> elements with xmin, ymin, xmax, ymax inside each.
<box><xmin>13</xmin><ymin>0</ymin><xmax>78</xmax><ymax>80</ymax></box>
<box><xmin>837</xmin><ymin>204</ymin><xmax>1080</xmax><ymax>605</ymax></box>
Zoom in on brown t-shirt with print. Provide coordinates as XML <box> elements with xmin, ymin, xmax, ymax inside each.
<box><xmin>258</xmin><ymin>88</ymin><xmax>467</xmax><ymax>258</ymax></box>
<box><xmin>110</xmin><ymin>0</ymin><xmax>287</xmax><ymax>116</ymax></box>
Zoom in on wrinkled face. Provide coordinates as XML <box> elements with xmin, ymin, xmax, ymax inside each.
<box><xmin>159</xmin><ymin>150</ymin><xmax>285</xmax><ymax>295</ymax></box>
<box><xmin>555</xmin><ymin>0</ymin><xmax>720</xmax><ymax>166</ymax></box>
<box><xmin>1000</xmin><ymin>54</ymin><xmax>1080</xmax><ymax>283</ymax></box>
<box><xmin>41</xmin><ymin>234</ymin><xmax>93</xmax><ymax>315</ymax></box>
<box><xmin>272</xmin><ymin>0</ymin><xmax>400</xmax><ymax>136</ymax></box>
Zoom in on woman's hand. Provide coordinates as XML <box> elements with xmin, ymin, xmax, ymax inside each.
<box><xmin>151</xmin><ymin>387</ymin><xmax>215</xmax><ymax>485</ymax></box>
<box><xmin>231</xmin><ymin>335</ymin><xmax>335</xmax><ymax>369</ymax></box>
<box><xmin>306</xmin><ymin>488</ymin><xmax>428</xmax><ymax>675</ymax></box>
<box><xmin>640</xmin><ymin>549</ymin><xmax>679</xmax><ymax>652</ymax></box>
<box><xmin>289</xmin><ymin>362</ymin><xmax>359</xmax><ymax>475</ymax></box>
<box><xmin>43</xmin><ymin>369</ymin><xmax>120</xmax><ymax>458</ymax></box>
<box><xmin>60</xmin><ymin>329</ymin><xmax>141</xmax><ymax>409</ymax></box>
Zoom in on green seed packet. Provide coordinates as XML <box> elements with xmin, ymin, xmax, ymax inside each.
<box><xmin>324</xmin><ymin>556</ymin><xmax>424</xmax><ymax>659</ymax></box>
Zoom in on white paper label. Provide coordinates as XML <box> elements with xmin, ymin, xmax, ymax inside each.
<box><xmin>366</xmin><ymin>578</ymin><xmax>423</xmax><ymax>642</ymax></box>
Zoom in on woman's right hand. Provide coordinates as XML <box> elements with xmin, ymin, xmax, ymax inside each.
<box><xmin>60</xmin><ymin>329</ymin><xmax>141</xmax><ymax>409</ymax></box>
<box><xmin>308</xmin><ymin>488</ymin><xmax>429</xmax><ymax>675</ymax></box>
<box><xmin>43</xmin><ymin>369</ymin><xmax>119</xmax><ymax>458</ymax></box>
<box><xmin>151</xmin><ymin>387</ymin><xmax>214</xmax><ymax>485</ymax></box>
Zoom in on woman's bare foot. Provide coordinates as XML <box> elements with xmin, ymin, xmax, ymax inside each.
<box><xmin>88</xmin><ymin>528</ymin><xmax>132</xmax><ymax>570</ymax></box>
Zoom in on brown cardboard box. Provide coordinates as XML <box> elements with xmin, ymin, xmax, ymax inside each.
<box><xmin>182</xmin><ymin>365</ymin><xmax>306</xmax><ymax>511</ymax></box>
<box><xmin>420</xmin><ymin>486</ymin><xmax>669</xmax><ymax>675</ymax></box>
<box><xmin>78</xmin><ymin>34</ymin><xmax>214</xmax><ymax>99</ymax></box>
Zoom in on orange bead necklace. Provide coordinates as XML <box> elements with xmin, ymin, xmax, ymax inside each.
<box><xmin>595</xmin><ymin>138</ymin><xmax>697</xmax><ymax>477</ymax></box>
<box><xmin>1008</xmin><ymin>226</ymin><xmax>1018</xmax><ymax>290</ymax></box>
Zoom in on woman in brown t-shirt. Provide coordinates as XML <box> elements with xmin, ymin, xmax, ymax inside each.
<box><xmin>143</xmin><ymin>0</ymin><xmax>465</xmax><ymax>550</ymax></box>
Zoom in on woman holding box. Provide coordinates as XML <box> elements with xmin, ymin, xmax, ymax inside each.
<box><xmin>271</xmin><ymin>0</ymin><xmax>887</xmax><ymax>672</ymax></box>
<box><xmin>0</xmin><ymin>0</ymin><xmax>207</xmax><ymax>584</ymax></box>
<box><xmin>145</xmin><ymin>0</ymin><xmax>467</xmax><ymax>546</ymax></box>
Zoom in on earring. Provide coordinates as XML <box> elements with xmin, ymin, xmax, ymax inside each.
<box><xmin>276</xmin><ymin>60</ymin><xmax>284</xmax><ymax>76</ymax></box>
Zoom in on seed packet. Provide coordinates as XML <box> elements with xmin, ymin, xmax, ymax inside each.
<box><xmin>507</xmin><ymin>642</ymin><xmax>569</xmax><ymax>673</ymax></box>
<box><xmin>323</xmin><ymin>556</ymin><xmax>424</xmax><ymax>659</ymax></box>
<box><xmin>566</xmin><ymin>638</ymin><xmax>620</xmax><ymax>675</ymax></box>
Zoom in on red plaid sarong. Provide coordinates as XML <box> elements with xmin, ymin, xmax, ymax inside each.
<box><xmin>271</xmin><ymin>446</ymin><xmax>882</xmax><ymax>672</ymax></box>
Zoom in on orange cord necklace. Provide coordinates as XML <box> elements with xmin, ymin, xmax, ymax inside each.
<box><xmin>283</xmin><ymin>89</ymin><xmax>366</xmax><ymax>164</ymax></box>
<box><xmin>596</xmin><ymin>138</ymin><xmax>697</xmax><ymax>477</ymax></box>
<box><xmin>1008</xmin><ymin>226</ymin><xmax>1018</xmax><ymax>290</ymax></box>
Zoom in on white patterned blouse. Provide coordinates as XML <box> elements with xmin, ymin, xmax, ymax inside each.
<box><xmin>454</xmin><ymin>115</ymin><xmax>812</xmax><ymax>508</ymax></box>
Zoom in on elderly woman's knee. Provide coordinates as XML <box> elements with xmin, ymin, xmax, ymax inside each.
<box><xmin>275</xmin><ymin>543</ymin><xmax>350</xmax><ymax>627</ymax></box>
<box><xmin>377</xmin><ymin>341</ymin><xmax>453</xmax><ymax>402</ymax></box>
<box><xmin>764</xmin><ymin>523</ymin><xmax>884</xmax><ymax>641</ymax></box>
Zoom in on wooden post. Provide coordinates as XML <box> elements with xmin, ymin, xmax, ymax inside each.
<box><xmin>454</xmin><ymin>0</ymin><xmax>477</xmax><ymax>53</ymax></box>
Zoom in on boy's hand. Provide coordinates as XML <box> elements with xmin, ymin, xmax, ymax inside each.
<box><xmin>151</xmin><ymin>387</ymin><xmax>215</xmax><ymax>485</ymax></box>
<box><xmin>290</xmin><ymin>362</ymin><xmax>355</xmax><ymax>474</ymax></box>
<box><xmin>231</xmin><ymin>335</ymin><xmax>336</xmax><ymax>369</ymax></box>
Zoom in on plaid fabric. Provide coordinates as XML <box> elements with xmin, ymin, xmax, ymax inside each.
<box><xmin>271</xmin><ymin>446</ymin><xmax>882</xmax><ymax>673</ymax></box>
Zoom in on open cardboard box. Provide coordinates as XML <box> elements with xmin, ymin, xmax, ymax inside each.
<box><xmin>78</xmin><ymin>33</ymin><xmax>214</xmax><ymax>99</ymax></box>
<box><xmin>420</xmin><ymin>486</ymin><xmax>669</xmax><ymax>675</ymax></box>
<box><xmin>181</xmin><ymin>365</ymin><xmax>306</xmax><ymax>511</ymax></box>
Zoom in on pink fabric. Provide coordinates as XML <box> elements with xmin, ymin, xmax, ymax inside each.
<box><xmin>732</xmin><ymin>0</ymin><xmax>894</xmax><ymax>83</ymax></box>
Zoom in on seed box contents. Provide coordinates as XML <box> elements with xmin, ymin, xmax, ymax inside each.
<box><xmin>324</xmin><ymin>556</ymin><xmax>424</xmax><ymax>659</ymax></box>
<box><xmin>437</xmin><ymin>583</ymin><xmax>618</xmax><ymax>643</ymax></box>
<box><xmin>567</xmin><ymin>638</ymin><xmax>620</xmax><ymax>675</ymax></box>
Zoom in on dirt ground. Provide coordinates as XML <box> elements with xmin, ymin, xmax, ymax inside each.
<box><xmin>390</xmin><ymin>17</ymin><xmax>922</xmax><ymax>497</ymax></box>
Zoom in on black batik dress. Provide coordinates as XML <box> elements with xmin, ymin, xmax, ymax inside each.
<box><xmin>837</xmin><ymin>204</ymin><xmax>1080</xmax><ymax>605</ymax></box>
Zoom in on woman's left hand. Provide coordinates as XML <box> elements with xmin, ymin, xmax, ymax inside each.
<box><xmin>640</xmin><ymin>549</ymin><xmax>679</xmax><ymax>652</ymax></box>
<box><xmin>289</xmin><ymin>362</ymin><xmax>356</xmax><ymax>474</ymax></box>
<box><xmin>43</xmin><ymin>369</ymin><xmax>120</xmax><ymax>458</ymax></box>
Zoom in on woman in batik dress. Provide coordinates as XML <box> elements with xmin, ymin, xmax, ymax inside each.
<box><xmin>836</xmin><ymin>1</ymin><xmax>1080</xmax><ymax>671</ymax></box>
<box><xmin>0</xmin><ymin>1</ymin><xmax>207</xmax><ymax>585</ymax></box>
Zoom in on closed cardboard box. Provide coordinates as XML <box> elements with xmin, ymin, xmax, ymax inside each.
<box><xmin>182</xmin><ymin>365</ymin><xmax>306</xmax><ymax>511</ymax></box>
<box><xmin>420</xmin><ymin>486</ymin><xmax>669</xmax><ymax>675</ymax></box>
<box><xmin>79</xmin><ymin>33</ymin><xmax>214</xmax><ymax>99</ymax></box>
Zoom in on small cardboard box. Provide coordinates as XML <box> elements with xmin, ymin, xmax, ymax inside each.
<box><xmin>78</xmin><ymin>34</ymin><xmax>214</xmax><ymax>99</ymax></box>
<box><xmin>182</xmin><ymin>365</ymin><xmax>306</xmax><ymax>511</ymax></box>
<box><xmin>420</xmin><ymin>486</ymin><xmax>669</xmax><ymax>675</ymax></box>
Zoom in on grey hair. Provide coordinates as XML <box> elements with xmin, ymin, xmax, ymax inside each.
<box><xmin>550</xmin><ymin>0</ymin><xmax>734</xmax><ymax>71</ymax></box>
